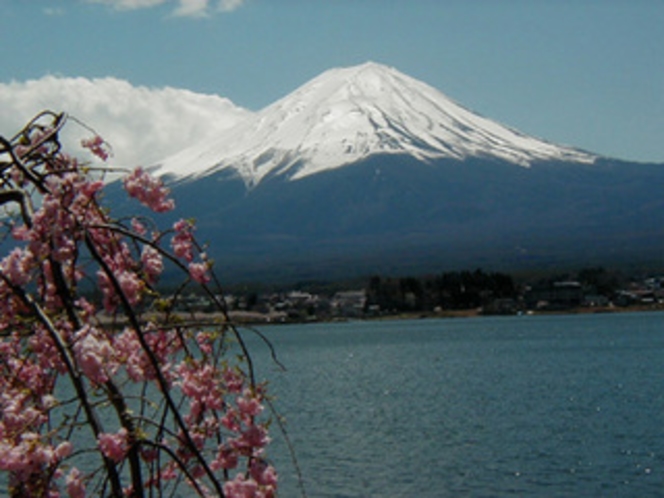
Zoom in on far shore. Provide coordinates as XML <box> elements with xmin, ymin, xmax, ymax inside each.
<box><xmin>96</xmin><ymin>303</ymin><xmax>663</xmax><ymax>328</ymax></box>
<box><xmin>177</xmin><ymin>303</ymin><xmax>664</xmax><ymax>326</ymax></box>
<box><xmin>365</xmin><ymin>303</ymin><xmax>664</xmax><ymax>322</ymax></box>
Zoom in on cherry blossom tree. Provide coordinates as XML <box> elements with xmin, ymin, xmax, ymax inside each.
<box><xmin>0</xmin><ymin>111</ymin><xmax>278</xmax><ymax>497</ymax></box>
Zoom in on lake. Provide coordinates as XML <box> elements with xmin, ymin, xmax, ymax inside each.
<box><xmin>248</xmin><ymin>312</ymin><xmax>664</xmax><ymax>497</ymax></box>
<box><xmin>1</xmin><ymin>312</ymin><xmax>661</xmax><ymax>497</ymax></box>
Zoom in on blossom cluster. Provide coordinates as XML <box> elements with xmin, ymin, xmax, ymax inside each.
<box><xmin>81</xmin><ymin>135</ymin><xmax>111</xmax><ymax>162</ymax></box>
<box><xmin>123</xmin><ymin>166</ymin><xmax>175</xmax><ymax>213</ymax></box>
<box><xmin>0</xmin><ymin>112</ymin><xmax>278</xmax><ymax>497</ymax></box>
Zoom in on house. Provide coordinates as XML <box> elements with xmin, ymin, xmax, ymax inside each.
<box><xmin>524</xmin><ymin>281</ymin><xmax>584</xmax><ymax>310</ymax></box>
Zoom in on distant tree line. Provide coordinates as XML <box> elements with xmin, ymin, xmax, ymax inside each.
<box><xmin>365</xmin><ymin>266</ymin><xmax>637</xmax><ymax>313</ymax></box>
<box><xmin>365</xmin><ymin>269</ymin><xmax>517</xmax><ymax>312</ymax></box>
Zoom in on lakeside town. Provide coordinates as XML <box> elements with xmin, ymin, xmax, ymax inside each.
<box><xmin>159</xmin><ymin>269</ymin><xmax>664</xmax><ymax>324</ymax></box>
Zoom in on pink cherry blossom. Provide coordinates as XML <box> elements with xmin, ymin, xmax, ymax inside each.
<box><xmin>223</xmin><ymin>474</ymin><xmax>259</xmax><ymax>498</ymax></box>
<box><xmin>221</xmin><ymin>408</ymin><xmax>241</xmax><ymax>432</ymax></box>
<box><xmin>250</xmin><ymin>460</ymin><xmax>278</xmax><ymax>488</ymax></box>
<box><xmin>73</xmin><ymin>326</ymin><xmax>114</xmax><ymax>385</ymax></box>
<box><xmin>81</xmin><ymin>135</ymin><xmax>110</xmax><ymax>162</ymax></box>
<box><xmin>171</xmin><ymin>218</ymin><xmax>195</xmax><ymax>261</ymax></box>
<box><xmin>0</xmin><ymin>113</ymin><xmax>279</xmax><ymax>497</ymax></box>
<box><xmin>237</xmin><ymin>390</ymin><xmax>264</xmax><ymax>418</ymax></box>
<box><xmin>1</xmin><ymin>247</ymin><xmax>34</xmax><ymax>287</ymax></box>
<box><xmin>130</xmin><ymin>217</ymin><xmax>147</xmax><ymax>236</ymax></box>
<box><xmin>224</xmin><ymin>472</ymin><xmax>276</xmax><ymax>498</ymax></box>
<box><xmin>224</xmin><ymin>367</ymin><xmax>245</xmax><ymax>393</ymax></box>
<box><xmin>211</xmin><ymin>445</ymin><xmax>239</xmax><ymax>471</ymax></box>
<box><xmin>123</xmin><ymin>167</ymin><xmax>175</xmax><ymax>213</ymax></box>
<box><xmin>98</xmin><ymin>428</ymin><xmax>129</xmax><ymax>463</ymax></box>
<box><xmin>234</xmin><ymin>425</ymin><xmax>270</xmax><ymax>454</ymax></box>
<box><xmin>66</xmin><ymin>467</ymin><xmax>86</xmax><ymax>498</ymax></box>
<box><xmin>53</xmin><ymin>441</ymin><xmax>73</xmax><ymax>461</ymax></box>
<box><xmin>188</xmin><ymin>261</ymin><xmax>210</xmax><ymax>283</ymax></box>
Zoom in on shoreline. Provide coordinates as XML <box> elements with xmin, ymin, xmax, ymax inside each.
<box><xmin>226</xmin><ymin>303</ymin><xmax>664</xmax><ymax>325</ymax></box>
<box><xmin>96</xmin><ymin>303</ymin><xmax>663</xmax><ymax>328</ymax></box>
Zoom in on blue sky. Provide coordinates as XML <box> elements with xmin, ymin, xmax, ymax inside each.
<box><xmin>1</xmin><ymin>0</ymin><xmax>663</xmax><ymax>163</ymax></box>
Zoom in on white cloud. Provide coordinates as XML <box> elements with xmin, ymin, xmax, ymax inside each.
<box><xmin>0</xmin><ymin>76</ymin><xmax>251</xmax><ymax>169</ymax></box>
<box><xmin>217</xmin><ymin>0</ymin><xmax>245</xmax><ymax>13</ymax></box>
<box><xmin>85</xmin><ymin>0</ymin><xmax>246</xmax><ymax>17</ymax></box>
<box><xmin>173</xmin><ymin>0</ymin><xmax>209</xmax><ymax>18</ymax></box>
<box><xmin>86</xmin><ymin>0</ymin><xmax>165</xmax><ymax>11</ymax></box>
<box><xmin>43</xmin><ymin>7</ymin><xmax>66</xmax><ymax>16</ymax></box>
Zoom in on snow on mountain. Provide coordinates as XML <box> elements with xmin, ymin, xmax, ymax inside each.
<box><xmin>155</xmin><ymin>62</ymin><xmax>596</xmax><ymax>185</ymax></box>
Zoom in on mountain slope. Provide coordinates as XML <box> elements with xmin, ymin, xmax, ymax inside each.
<box><xmin>133</xmin><ymin>62</ymin><xmax>663</xmax><ymax>282</ymax></box>
<box><xmin>165</xmin><ymin>155</ymin><xmax>663</xmax><ymax>282</ymax></box>
<box><xmin>155</xmin><ymin>62</ymin><xmax>595</xmax><ymax>185</ymax></box>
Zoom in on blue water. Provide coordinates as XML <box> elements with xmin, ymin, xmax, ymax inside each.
<box><xmin>249</xmin><ymin>312</ymin><xmax>664</xmax><ymax>497</ymax></box>
<box><xmin>1</xmin><ymin>312</ymin><xmax>661</xmax><ymax>496</ymax></box>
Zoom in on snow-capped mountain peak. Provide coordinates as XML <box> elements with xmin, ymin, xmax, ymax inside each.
<box><xmin>155</xmin><ymin>62</ymin><xmax>595</xmax><ymax>185</ymax></box>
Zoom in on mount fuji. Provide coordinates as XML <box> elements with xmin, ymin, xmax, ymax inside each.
<box><xmin>146</xmin><ymin>63</ymin><xmax>663</xmax><ymax>282</ymax></box>
<box><xmin>156</xmin><ymin>62</ymin><xmax>595</xmax><ymax>185</ymax></box>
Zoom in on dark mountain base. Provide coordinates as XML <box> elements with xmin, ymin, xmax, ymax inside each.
<box><xmin>114</xmin><ymin>156</ymin><xmax>664</xmax><ymax>283</ymax></box>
